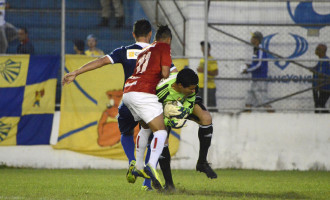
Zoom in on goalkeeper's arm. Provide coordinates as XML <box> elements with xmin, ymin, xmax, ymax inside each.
<box><xmin>182</xmin><ymin>93</ymin><xmax>196</xmax><ymax>115</ymax></box>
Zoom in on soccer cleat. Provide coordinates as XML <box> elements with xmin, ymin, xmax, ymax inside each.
<box><xmin>163</xmin><ymin>184</ymin><xmax>176</xmax><ymax>192</ymax></box>
<box><xmin>144</xmin><ymin>164</ymin><xmax>163</xmax><ymax>190</ymax></box>
<box><xmin>196</xmin><ymin>162</ymin><xmax>218</xmax><ymax>179</ymax></box>
<box><xmin>126</xmin><ymin>160</ymin><xmax>137</xmax><ymax>183</ymax></box>
<box><xmin>141</xmin><ymin>185</ymin><xmax>153</xmax><ymax>191</ymax></box>
<box><xmin>133</xmin><ymin>168</ymin><xmax>150</xmax><ymax>179</ymax></box>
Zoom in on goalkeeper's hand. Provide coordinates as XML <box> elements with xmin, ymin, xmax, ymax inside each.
<box><xmin>174</xmin><ymin>106</ymin><xmax>190</xmax><ymax>119</ymax></box>
<box><xmin>165</xmin><ymin>117</ymin><xmax>187</xmax><ymax>129</ymax></box>
<box><xmin>164</xmin><ymin>102</ymin><xmax>190</xmax><ymax>119</ymax></box>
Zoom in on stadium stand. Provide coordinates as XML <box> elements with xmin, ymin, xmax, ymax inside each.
<box><xmin>5</xmin><ymin>0</ymin><xmax>147</xmax><ymax>55</ymax></box>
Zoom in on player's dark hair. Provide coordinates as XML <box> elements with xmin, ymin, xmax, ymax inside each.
<box><xmin>133</xmin><ymin>19</ymin><xmax>152</xmax><ymax>37</ymax></box>
<box><xmin>176</xmin><ymin>68</ymin><xmax>199</xmax><ymax>88</ymax></box>
<box><xmin>155</xmin><ymin>25</ymin><xmax>172</xmax><ymax>41</ymax></box>
<box><xmin>200</xmin><ymin>41</ymin><xmax>211</xmax><ymax>49</ymax></box>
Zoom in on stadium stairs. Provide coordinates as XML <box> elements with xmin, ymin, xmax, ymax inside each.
<box><xmin>6</xmin><ymin>0</ymin><xmax>148</xmax><ymax>55</ymax></box>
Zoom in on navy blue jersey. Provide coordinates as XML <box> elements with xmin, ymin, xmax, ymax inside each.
<box><xmin>107</xmin><ymin>42</ymin><xmax>148</xmax><ymax>82</ymax></box>
<box><xmin>106</xmin><ymin>42</ymin><xmax>149</xmax><ymax>135</ymax></box>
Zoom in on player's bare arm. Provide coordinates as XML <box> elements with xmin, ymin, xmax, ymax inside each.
<box><xmin>161</xmin><ymin>65</ymin><xmax>170</xmax><ymax>78</ymax></box>
<box><xmin>62</xmin><ymin>56</ymin><xmax>111</xmax><ymax>86</ymax></box>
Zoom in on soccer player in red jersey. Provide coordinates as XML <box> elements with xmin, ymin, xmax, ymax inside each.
<box><xmin>122</xmin><ymin>25</ymin><xmax>172</xmax><ymax>190</ymax></box>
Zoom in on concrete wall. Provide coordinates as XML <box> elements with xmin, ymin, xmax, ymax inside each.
<box><xmin>174</xmin><ymin>113</ymin><xmax>330</xmax><ymax>171</ymax></box>
<box><xmin>1</xmin><ymin>113</ymin><xmax>329</xmax><ymax>170</ymax></box>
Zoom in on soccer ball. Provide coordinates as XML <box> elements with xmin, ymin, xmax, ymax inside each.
<box><xmin>163</xmin><ymin>100</ymin><xmax>187</xmax><ymax>119</ymax></box>
<box><xmin>163</xmin><ymin>100</ymin><xmax>188</xmax><ymax>128</ymax></box>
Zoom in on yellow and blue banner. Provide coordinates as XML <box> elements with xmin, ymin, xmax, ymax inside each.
<box><xmin>54</xmin><ymin>56</ymin><xmax>186</xmax><ymax>160</ymax></box>
<box><xmin>0</xmin><ymin>55</ymin><xmax>59</xmax><ymax>145</ymax></box>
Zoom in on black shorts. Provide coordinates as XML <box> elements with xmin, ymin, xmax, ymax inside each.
<box><xmin>188</xmin><ymin>96</ymin><xmax>207</xmax><ymax>121</ymax></box>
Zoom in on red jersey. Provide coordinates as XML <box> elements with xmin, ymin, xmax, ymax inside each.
<box><xmin>123</xmin><ymin>41</ymin><xmax>172</xmax><ymax>94</ymax></box>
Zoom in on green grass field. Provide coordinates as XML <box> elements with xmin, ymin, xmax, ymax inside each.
<box><xmin>0</xmin><ymin>167</ymin><xmax>329</xmax><ymax>200</ymax></box>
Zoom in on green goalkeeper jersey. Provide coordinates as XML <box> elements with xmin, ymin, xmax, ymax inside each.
<box><xmin>156</xmin><ymin>73</ymin><xmax>196</xmax><ymax>114</ymax></box>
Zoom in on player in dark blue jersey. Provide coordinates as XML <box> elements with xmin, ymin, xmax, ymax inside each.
<box><xmin>106</xmin><ymin>22</ymin><xmax>152</xmax><ymax>167</ymax></box>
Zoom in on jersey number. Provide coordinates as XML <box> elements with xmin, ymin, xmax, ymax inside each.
<box><xmin>136</xmin><ymin>52</ymin><xmax>151</xmax><ymax>74</ymax></box>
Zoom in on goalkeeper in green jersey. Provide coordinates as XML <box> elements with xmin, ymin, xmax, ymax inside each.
<box><xmin>155</xmin><ymin>68</ymin><xmax>217</xmax><ymax>190</ymax></box>
<box><xmin>157</xmin><ymin>71</ymin><xmax>196</xmax><ymax>129</ymax></box>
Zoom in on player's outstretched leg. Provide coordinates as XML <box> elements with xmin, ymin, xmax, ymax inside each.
<box><xmin>131</xmin><ymin>127</ymin><xmax>152</xmax><ymax>181</ymax></box>
<box><xmin>143</xmin><ymin>130</ymin><xmax>166</xmax><ymax>190</ymax></box>
<box><xmin>144</xmin><ymin>117</ymin><xmax>167</xmax><ymax>190</ymax></box>
<box><xmin>196</xmin><ymin>124</ymin><xmax>217</xmax><ymax>179</ymax></box>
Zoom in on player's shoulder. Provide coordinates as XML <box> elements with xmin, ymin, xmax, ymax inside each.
<box><xmin>111</xmin><ymin>44</ymin><xmax>136</xmax><ymax>55</ymax></box>
<box><xmin>112</xmin><ymin>43</ymin><xmax>139</xmax><ymax>52</ymax></box>
<box><xmin>157</xmin><ymin>73</ymin><xmax>177</xmax><ymax>88</ymax></box>
<box><xmin>110</xmin><ymin>46</ymin><xmax>126</xmax><ymax>55</ymax></box>
<box><xmin>125</xmin><ymin>43</ymin><xmax>142</xmax><ymax>50</ymax></box>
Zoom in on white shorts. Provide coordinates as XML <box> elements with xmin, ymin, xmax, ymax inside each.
<box><xmin>122</xmin><ymin>92</ymin><xmax>163</xmax><ymax>124</ymax></box>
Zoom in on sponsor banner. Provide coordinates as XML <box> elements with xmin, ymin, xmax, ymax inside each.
<box><xmin>54</xmin><ymin>55</ymin><xmax>183</xmax><ymax>160</ymax></box>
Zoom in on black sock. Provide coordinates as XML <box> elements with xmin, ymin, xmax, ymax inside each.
<box><xmin>159</xmin><ymin>145</ymin><xmax>174</xmax><ymax>187</ymax></box>
<box><xmin>198</xmin><ymin>124</ymin><xmax>213</xmax><ymax>163</ymax></box>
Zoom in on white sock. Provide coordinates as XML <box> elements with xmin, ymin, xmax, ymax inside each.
<box><xmin>135</xmin><ymin>128</ymin><xmax>152</xmax><ymax>170</ymax></box>
<box><xmin>148</xmin><ymin>130</ymin><xmax>167</xmax><ymax>168</ymax></box>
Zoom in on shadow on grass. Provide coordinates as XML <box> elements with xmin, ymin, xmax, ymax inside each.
<box><xmin>172</xmin><ymin>188</ymin><xmax>308</xmax><ymax>199</ymax></box>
